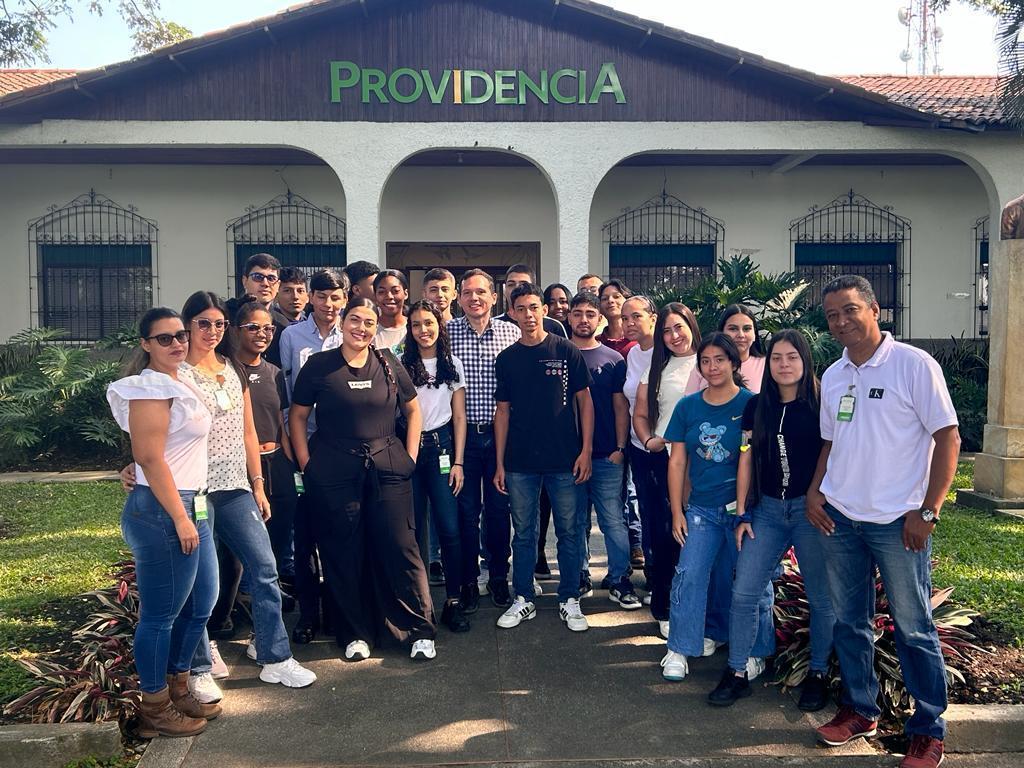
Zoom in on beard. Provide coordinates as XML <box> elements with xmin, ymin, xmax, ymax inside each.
<box><xmin>571</xmin><ymin>326</ymin><xmax>596</xmax><ymax>340</ymax></box>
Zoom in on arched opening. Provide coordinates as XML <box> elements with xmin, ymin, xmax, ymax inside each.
<box><xmin>379</xmin><ymin>148</ymin><xmax>558</xmax><ymax>314</ymax></box>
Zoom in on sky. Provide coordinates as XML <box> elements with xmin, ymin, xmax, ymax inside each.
<box><xmin>41</xmin><ymin>0</ymin><xmax>1001</xmax><ymax>76</ymax></box>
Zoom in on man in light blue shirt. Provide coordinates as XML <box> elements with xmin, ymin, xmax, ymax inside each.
<box><xmin>279</xmin><ymin>269</ymin><xmax>347</xmax><ymax>403</ymax></box>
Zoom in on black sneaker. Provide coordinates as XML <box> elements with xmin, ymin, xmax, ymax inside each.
<box><xmin>599</xmin><ymin>575</ymin><xmax>612</xmax><ymax>591</ymax></box>
<box><xmin>428</xmin><ymin>561</ymin><xmax>445</xmax><ymax>586</ymax></box>
<box><xmin>797</xmin><ymin>670</ymin><xmax>830</xmax><ymax>712</ymax></box>
<box><xmin>579</xmin><ymin>573</ymin><xmax>594</xmax><ymax>598</ymax></box>
<box><xmin>441</xmin><ymin>599</ymin><xmax>471</xmax><ymax>633</ymax></box>
<box><xmin>489</xmin><ymin>578</ymin><xmax>512</xmax><ymax>608</ymax></box>
<box><xmin>291</xmin><ymin>614</ymin><xmax>319</xmax><ymax>645</ymax></box>
<box><xmin>609</xmin><ymin>579</ymin><xmax>643</xmax><ymax>610</ymax></box>
<box><xmin>534</xmin><ymin>557</ymin><xmax>552</xmax><ymax>578</ymax></box>
<box><xmin>460</xmin><ymin>583</ymin><xmax>480</xmax><ymax>614</ymax></box>
<box><xmin>708</xmin><ymin>668</ymin><xmax>752</xmax><ymax>707</ymax></box>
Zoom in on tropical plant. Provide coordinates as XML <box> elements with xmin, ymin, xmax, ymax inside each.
<box><xmin>933</xmin><ymin>336</ymin><xmax>989</xmax><ymax>452</ymax></box>
<box><xmin>0</xmin><ymin>327</ymin><xmax>126</xmax><ymax>469</ymax></box>
<box><xmin>3</xmin><ymin>561</ymin><xmax>141</xmax><ymax>727</ymax></box>
<box><xmin>772</xmin><ymin>551</ymin><xmax>988</xmax><ymax>723</ymax></box>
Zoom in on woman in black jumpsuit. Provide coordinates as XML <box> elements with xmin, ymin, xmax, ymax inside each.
<box><xmin>289</xmin><ymin>298</ymin><xmax>437</xmax><ymax>661</ymax></box>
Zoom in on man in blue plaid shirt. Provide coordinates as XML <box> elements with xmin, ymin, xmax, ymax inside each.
<box><xmin>447</xmin><ymin>268</ymin><xmax>520</xmax><ymax>611</ymax></box>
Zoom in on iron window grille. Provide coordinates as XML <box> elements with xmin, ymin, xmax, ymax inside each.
<box><xmin>227</xmin><ymin>190</ymin><xmax>346</xmax><ymax>294</ymax></box>
<box><xmin>603</xmin><ymin>189</ymin><xmax>724</xmax><ymax>295</ymax></box>
<box><xmin>790</xmin><ymin>189</ymin><xmax>911</xmax><ymax>337</ymax></box>
<box><xmin>974</xmin><ymin>215</ymin><xmax>989</xmax><ymax>337</ymax></box>
<box><xmin>28</xmin><ymin>189</ymin><xmax>157</xmax><ymax>342</ymax></box>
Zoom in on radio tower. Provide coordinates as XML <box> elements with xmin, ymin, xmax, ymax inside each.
<box><xmin>898</xmin><ymin>1</ymin><xmax>944</xmax><ymax>75</ymax></box>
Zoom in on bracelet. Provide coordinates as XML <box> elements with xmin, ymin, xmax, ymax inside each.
<box><xmin>251</xmin><ymin>475</ymin><xmax>265</xmax><ymax>483</ymax></box>
<box><xmin>453</xmin><ymin>462</ymin><xmax>464</xmax><ymax>467</ymax></box>
<box><xmin>643</xmin><ymin>436</ymin><xmax>654</xmax><ymax>449</ymax></box>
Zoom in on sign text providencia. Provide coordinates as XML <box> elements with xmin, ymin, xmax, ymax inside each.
<box><xmin>329</xmin><ymin>62</ymin><xmax>626</xmax><ymax>105</ymax></box>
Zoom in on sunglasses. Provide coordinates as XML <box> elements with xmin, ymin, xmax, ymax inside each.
<box><xmin>192</xmin><ymin>318</ymin><xmax>229</xmax><ymax>332</ymax></box>
<box><xmin>247</xmin><ymin>272</ymin><xmax>279</xmax><ymax>284</ymax></box>
<box><xmin>144</xmin><ymin>330</ymin><xmax>190</xmax><ymax>347</ymax></box>
<box><xmin>239</xmin><ymin>323</ymin><xmax>276</xmax><ymax>335</ymax></box>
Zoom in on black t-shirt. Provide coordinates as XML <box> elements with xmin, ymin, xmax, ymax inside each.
<box><xmin>741</xmin><ymin>395</ymin><xmax>822</xmax><ymax>500</ymax></box>
<box><xmin>291</xmin><ymin>348</ymin><xmax>416</xmax><ymax>443</ymax></box>
<box><xmin>494</xmin><ymin>313</ymin><xmax>567</xmax><ymax>338</ymax></box>
<box><xmin>242</xmin><ymin>358</ymin><xmax>287</xmax><ymax>444</ymax></box>
<box><xmin>495</xmin><ymin>334</ymin><xmax>592</xmax><ymax>473</ymax></box>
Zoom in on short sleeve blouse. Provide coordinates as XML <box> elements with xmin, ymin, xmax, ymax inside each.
<box><xmin>414</xmin><ymin>355</ymin><xmax>467</xmax><ymax>433</ymax></box>
<box><xmin>179</xmin><ymin>360</ymin><xmax>250</xmax><ymax>493</ymax></box>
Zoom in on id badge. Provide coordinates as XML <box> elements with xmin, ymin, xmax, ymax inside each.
<box><xmin>194</xmin><ymin>494</ymin><xmax>209</xmax><ymax>521</ymax></box>
<box><xmin>837</xmin><ymin>394</ymin><xmax>856</xmax><ymax>423</ymax></box>
<box><xmin>214</xmin><ymin>388</ymin><xmax>232</xmax><ymax>411</ymax></box>
<box><xmin>438</xmin><ymin>451</ymin><xmax>451</xmax><ymax>476</ymax></box>
<box><xmin>294</xmin><ymin>471</ymin><xmax>305</xmax><ymax>494</ymax></box>
<box><xmin>726</xmin><ymin>500</ymin><xmax>738</xmax><ymax>515</ymax></box>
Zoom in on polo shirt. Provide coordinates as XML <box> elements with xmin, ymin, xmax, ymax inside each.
<box><xmin>819</xmin><ymin>332</ymin><xmax>958</xmax><ymax>524</ymax></box>
<box><xmin>447</xmin><ymin>315</ymin><xmax>520</xmax><ymax>424</ymax></box>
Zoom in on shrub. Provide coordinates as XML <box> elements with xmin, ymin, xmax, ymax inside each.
<box><xmin>932</xmin><ymin>336</ymin><xmax>989</xmax><ymax>453</ymax></box>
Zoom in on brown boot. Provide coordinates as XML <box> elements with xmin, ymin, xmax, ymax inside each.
<box><xmin>167</xmin><ymin>672</ymin><xmax>223</xmax><ymax>720</ymax></box>
<box><xmin>138</xmin><ymin>687</ymin><xmax>207</xmax><ymax>738</ymax></box>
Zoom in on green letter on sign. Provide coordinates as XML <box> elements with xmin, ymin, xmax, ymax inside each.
<box><xmin>588</xmin><ymin>62</ymin><xmax>626</xmax><ymax>104</ymax></box>
<box><xmin>388</xmin><ymin>68</ymin><xmax>424</xmax><ymax>103</ymax></box>
<box><xmin>463</xmin><ymin>70</ymin><xmax>494</xmax><ymax>104</ymax></box>
<box><xmin>330</xmin><ymin>61</ymin><xmax>360</xmax><ymax>102</ymax></box>
<box><xmin>362</xmin><ymin>68</ymin><xmax>389</xmax><ymax>103</ymax></box>
<box><xmin>550</xmin><ymin>69</ymin><xmax>578</xmax><ymax>104</ymax></box>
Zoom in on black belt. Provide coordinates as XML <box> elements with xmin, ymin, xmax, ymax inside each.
<box><xmin>468</xmin><ymin>422</ymin><xmax>493</xmax><ymax>434</ymax></box>
<box><xmin>421</xmin><ymin>422</ymin><xmax>452</xmax><ymax>445</ymax></box>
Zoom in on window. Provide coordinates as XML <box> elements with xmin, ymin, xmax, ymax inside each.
<box><xmin>791</xmin><ymin>190</ymin><xmax>910</xmax><ymax>336</ymax></box>
<box><xmin>974</xmin><ymin>215</ymin><xmax>989</xmax><ymax>337</ymax></box>
<box><xmin>604</xmin><ymin>190</ymin><xmax>723</xmax><ymax>295</ymax></box>
<box><xmin>28</xmin><ymin>190</ymin><xmax>156</xmax><ymax>341</ymax></box>
<box><xmin>228</xmin><ymin>191</ymin><xmax>346</xmax><ymax>292</ymax></box>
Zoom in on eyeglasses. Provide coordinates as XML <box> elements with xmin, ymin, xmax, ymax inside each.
<box><xmin>192</xmin><ymin>318</ymin><xmax>229</xmax><ymax>332</ymax></box>
<box><xmin>247</xmin><ymin>272</ymin><xmax>279</xmax><ymax>284</ymax></box>
<box><xmin>239</xmin><ymin>323</ymin><xmax>276</xmax><ymax>335</ymax></box>
<box><xmin>144</xmin><ymin>330</ymin><xmax>190</xmax><ymax>347</ymax></box>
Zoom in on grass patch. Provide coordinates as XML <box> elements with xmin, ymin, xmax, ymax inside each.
<box><xmin>0</xmin><ymin>481</ymin><xmax>125</xmax><ymax>705</ymax></box>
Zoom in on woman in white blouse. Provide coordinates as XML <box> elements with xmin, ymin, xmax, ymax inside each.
<box><xmin>107</xmin><ymin>307</ymin><xmax>219</xmax><ymax>738</ymax></box>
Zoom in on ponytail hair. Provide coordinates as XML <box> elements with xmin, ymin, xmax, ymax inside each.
<box><xmin>123</xmin><ymin>306</ymin><xmax>181</xmax><ymax>376</ymax></box>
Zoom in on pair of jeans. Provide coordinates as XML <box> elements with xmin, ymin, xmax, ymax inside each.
<box><xmin>822</xmin><ymin>504</ymin><xmax>947</xmax><ymax>739</ymax></box>
<box><xmin>507</xmin><ymin>471</ymin><xmax>582</xmax><ymax>602</ymax></box>
<box><xmin>192</xmin><ymin>489</ymin><xmax>292</xmax><ymax>668</ymax></box>
<box><xmin>411</xmin><ymin>425</ymin><xmax>464</xmax><ymax>600</ymax></box>
<box><xmin>728</xmin><ymin>495</ymin><xmax>834</xmax><ymax>673</ymax></box>
<box><xmin>667</xmin><ymin>502</ymin><xmax>775</xmax><ymax>659</ymax></box>
<box><xmin>121</xmin><ymin>486</ymin><xmax>218</xmax><ymax>693</ymax></box>
<box><xmin>623</xmin><ymin>462</ymin><xmax>642</xmax><ymax>551</ymax></box>
<box><xmin>629</xmin><ymin>445</ymin><xmax>677</xmax><ymax>620</ymax></box>
<box><xmin>576</xmin><ymin>458</ymin><xmax>631</xmax><ymax>584</ymax></box>
<box><xmin>458</xmin><ymin>428</ymin><xmax>511</xmax><ymax>582</ymax></box>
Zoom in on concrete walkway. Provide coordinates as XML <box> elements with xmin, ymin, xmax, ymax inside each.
<box><xmin>0</xmin><ymin>470</ymin><xmax>119</xmax><ymax>484</ymax></box>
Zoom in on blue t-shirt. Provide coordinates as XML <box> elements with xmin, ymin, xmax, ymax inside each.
<box><xmin>579</xmin><ymin>344</ymin><xmax>626</xmax><ymax>459</ymax></box>
<box><xmin>664</xmin><ymin>388</ymin><xmax>754</xmax><ymax>508</ymax></box>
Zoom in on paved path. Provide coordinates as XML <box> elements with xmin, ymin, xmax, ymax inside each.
<box><xmin>0</xmin><ymin>470</ymin><xmax>119</xmax><ymax>484</ymax></box>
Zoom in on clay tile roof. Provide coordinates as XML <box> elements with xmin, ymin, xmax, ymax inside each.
<box><xmin>0</xmin><ymin>69</ymin><xmax>78</xmax><ymax>96</ymax></box>
<box><xmin>838</xmin><ymin>75</ymin><xmax>1001</xmax><ymax>125</ymax></box>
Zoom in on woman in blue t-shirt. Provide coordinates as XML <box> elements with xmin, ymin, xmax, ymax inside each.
<box><xmin>660</xmin><ymin>332</ymin><xmax>767</xmax><ymax>682</ymax></box>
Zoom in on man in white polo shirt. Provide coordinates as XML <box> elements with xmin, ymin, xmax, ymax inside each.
<box><xmin>806</xmin><ymin>275</ymin><xmax>960</xmax><ymax>768</ymax></box>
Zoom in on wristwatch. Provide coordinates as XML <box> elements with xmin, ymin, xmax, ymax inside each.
<box><xmin>615</xmin><ymin>445</ymin><xmax>627</xmax><ymax>454</ymax></box>
<box><xmin>919</xmin><ymin>508</ymin><xmax>939</xmax><ymax>525</ymax></box>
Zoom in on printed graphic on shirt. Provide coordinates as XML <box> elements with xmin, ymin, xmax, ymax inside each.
<box><xmin>248</xmin><ymin>372</ymin><xmax>261</xmax><ymax>385</ymax></box>
<box><xmin>869</xmin><ymin>388</ymin><xmax>885</xmax><ymax>399</ymax></box>
<box><xmin>541</xmin><ymin>358</ymin><xmax>570</xmax><ymax>406</ymax></box>
<box><xmin>697</xmin><ymin>422</ymin><xmax>730</xmax><ymax>463</ymax></box>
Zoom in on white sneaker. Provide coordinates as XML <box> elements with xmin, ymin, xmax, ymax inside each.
<box><xmin>660</xmin><ymin>650</ymin><xmax>688</xmax><ymax>681</ymax></box>
<box><xmin>410</xmin><ymin>639</ymin><xmax>436</xmax><ymax>660</ymax></box>
<box><xmin>746</xmin><ymin>656</ymin><xmax>766</xmax><ymax>682</ymax></box>
<box><xmin>533</xmin><ymin>578</ymin><xmax>543</xmax><ymax>596</ymax></box>
<box><xmin>477</xmin><ymin>570</ymin><xmax>490</xmax><ymax>595</ymax></box>
<box><xmin>702</xmin><ymin>637</ymin><xmax>725</xmax><ymax>657</ymax></box>
<box><xmin>496</xmin><ymin>596</ymin><xmax>536</xmax><ymax>628</ymax></box>
<box><xmin>209</xmin><ymin>640</ymin><xmax>229</xmax><ymax>679</ymax></box>
<box><xmin>188</xmin><ymin>672</ymin><xmax>223</xmax><ymax>704</ymax></box>
<box><xmin>344</xmin><ymin>640</ymin><xmax>371</xmax><ymax>660</ymax></box>
<box><xmin>245</xmin><ymin>633</ymin><xmax>262</xmax><ymax>665</ymax></box>
<box><xmin>642</xmin><ymin>592</ymin><xmax>652</xmax><ymax>606</ymax></box>
<box><xmin>259</xmin><ymin>657</ymin><xmax>316</xmax><ymax>688</ymax></box>
<box><xmin>558</xmin><ymin>598</ymin><xmax>589</xmax><ymax>632</ymax></box>
<box><xmin>658</xmin><ymin>620</ymin><xmax>670</xmax><ymax>639</ymax></box>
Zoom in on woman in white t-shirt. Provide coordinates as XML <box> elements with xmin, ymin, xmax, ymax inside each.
<box><xmin>107</xmin><ymin>307</ymin><xmax>217</xmax><ymax>738</ymax></box>
<box><xmin>401</xmin><ymin>301</ymin><xmax>470</xmax><ymax>633</ymax></box>
<box><xmin>631</xmin><ymin>302</ymin><xmax>703</xmax><ymax>639</ymax></box>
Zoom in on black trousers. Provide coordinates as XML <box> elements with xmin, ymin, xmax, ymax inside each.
<box><xmin>304</xmin><ymin>435</ymin><xmax>436</xmax><ymax>647</ymax></box>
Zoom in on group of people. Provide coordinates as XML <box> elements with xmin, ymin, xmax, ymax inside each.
<box><xmin>107</xmin><ymin>254</ymin><xmax>959</xmax><ymax>768</ymax></box>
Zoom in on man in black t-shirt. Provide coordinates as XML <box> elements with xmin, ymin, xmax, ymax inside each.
<box><xmin>493</xmin><ymin>283</ymin><xmax>593</xmax><ymax>632</ymax></box>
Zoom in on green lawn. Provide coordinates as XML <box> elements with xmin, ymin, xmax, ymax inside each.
<box><xmin>0</xmin><ymin>482</ymin><xmax>126</xmax><ymax>706</ymax></box>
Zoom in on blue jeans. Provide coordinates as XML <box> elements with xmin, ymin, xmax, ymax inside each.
<box><xmin>458</xmin><ymin>428</ymin><xmax>511</xmax><ymax>582</ymax></box>
<box><xmin>412</xmin><ymin>426</ymin><xmax>464</xmax><ymax>599</ymax></box>
<box><xmin>192</xmin><ymin>489</ymin><xmax>292</xmax><ymax>668</ymax></box>
<box><xmin>668</xmin><ymin>502</ymin><xmax>775</xmax><ymax>659</ymax></box>
<box><xmin>576</xmin><ymin>458</ymin><xmax>631</xmax><ymax>584</ymax></box>
<box><xmin>728</xmin><ymin>495</ymin><xmax>834</xmax><ymax>673</ymax></box>
<box><xmin>822</xmin><ymin>504</ymin><xmax>947</xmax><ymax>739</ymax></box>
<box><xmin>121</xmin><ymin>486</ymin><xmax>218</xmax><ymax>693</ymax></box>
<box><xmin>507</xmin><ymin>471</ymin><xmax>582</xmax><ymax>602</ymax></box>
<box><xmin>623</xmin><ymin>463</ymin><xmax>642</xmax><ymax>551</ymax></box>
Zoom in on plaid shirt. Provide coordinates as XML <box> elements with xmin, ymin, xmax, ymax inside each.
<box><xmin>447</xmin><ymin>316</ymin><xmax>520</xmax><ymax>423</ymax></box>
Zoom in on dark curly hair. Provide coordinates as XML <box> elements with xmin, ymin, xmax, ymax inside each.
<box><xmin>401</xmin><ymin>301</ymin><xmax>461</xmax><ymax>388</ymax></box>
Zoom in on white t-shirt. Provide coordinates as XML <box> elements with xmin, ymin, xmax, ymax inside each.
<box><xmin>641</xmin><ymin>354</ymin><xmax>699</xmax><ymax>438</ymax></box>
<box><xmin>374</xmin><ymin>323</ymin><xmax>407</xmax><ymax>356</ymax></box>
<box><xmin>624</xmin><ymin>345</ymin><xmax>654</xmax><ymax>449</ymax></box>
<box><xmin>416</xmin><ymin>355</ymin><xmax>468</xmax><ymax>432</ymax></box>
<box><xmin>106</xmin><ymin>370</ymin><xmax>211</xmax><ymax>491</ymax></box>
<box><xmin>819</xmin><ymin>333</ymin><xmax>958</xmax><ymax>524</ymax></box>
